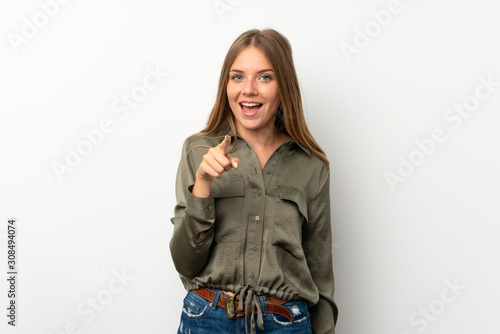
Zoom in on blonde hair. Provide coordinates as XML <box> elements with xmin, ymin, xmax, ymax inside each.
<box><xmin>198</xmin><ymin>28</ymin><xmax>329</xmax><ymax>165</ymax></box>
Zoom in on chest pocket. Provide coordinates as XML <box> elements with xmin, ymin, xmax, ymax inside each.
<box><xmin>276</xmin><ymin>183</ymin><xmax>308</xmax><ymax>223</ymax></box>
<box><xmin>211</xmin><ymin>174</ymin><xmax>245</xmax><ymax>242</ymax></box>
<box><xmin>273</xmin><ymin>184</ymin><xmax>309</xmax><ymax>248</ymax></box>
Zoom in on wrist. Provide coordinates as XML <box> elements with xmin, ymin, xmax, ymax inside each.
<box><xmin>192</xmin><ymin>172</ymin><xmax>213</xmax><ymax>198</ymax></box>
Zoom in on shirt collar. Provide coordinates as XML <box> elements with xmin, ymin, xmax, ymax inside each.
<box><xmin>294</xmin><ymin>141</ymin><xmax>311</xmax><ymax>155</ymax></box>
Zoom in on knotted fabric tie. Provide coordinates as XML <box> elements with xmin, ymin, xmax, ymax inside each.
<box><xmin>226</xmin><ymin>285</ymin><xmax>264</xmax><ymax>334</ymax></box>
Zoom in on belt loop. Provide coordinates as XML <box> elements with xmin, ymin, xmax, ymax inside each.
<box><xmin>259</xmin><ymin>295</ymin><xmax>268</xmax><ymax>316</ymax></box>
<box><xmin>211</xmin><ymin>290</ymin><xmax>221</xmax><ymax>311</ymax></box>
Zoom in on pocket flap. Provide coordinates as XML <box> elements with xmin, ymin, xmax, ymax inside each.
<box><xmin>211</xmin><ymin>175</ymin><xmax>245</xmax><ymax>198</ymax></box>
<box><xmin>276</xmin><ymin>183</ymin><xmax>308</xmax><ymax>222</ymax></box>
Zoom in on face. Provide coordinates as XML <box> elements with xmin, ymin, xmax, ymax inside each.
<box><xmin>227</xmin><ymin>46</ymin><xmax>281</xmax><ymax>136</ymax></box>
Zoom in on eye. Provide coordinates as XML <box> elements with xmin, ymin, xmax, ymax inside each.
<box><xmin>231</xmin><ymin>74</ymin><xmax>243</xmax><ymax>81</ymax></box>
<box><xmin>260</xmin><ymin>74</ymin><xmax>272</xmax><ymax>82</ymax></box>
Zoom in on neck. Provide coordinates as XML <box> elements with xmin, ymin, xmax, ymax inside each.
<box><xmin>237</xmin><ymin>128</ymin><xmax>291</xmax><ymax>151</ymax></box>
<box><xmin>237</xmin><ymin>126</ymin><xmax>285</xmax><ymax>150</ymax></box>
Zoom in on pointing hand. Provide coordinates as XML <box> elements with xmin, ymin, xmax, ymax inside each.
<box><xmin>193</xmin><ymin>135</ymin><xmax>240</xmax><ymax>198</ymax></box>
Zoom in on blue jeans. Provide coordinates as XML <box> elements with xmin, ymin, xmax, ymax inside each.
<box><xmin>178</xmin><ymin>289</ymin><xmax>312</xmax><ymax>333</ymax></box>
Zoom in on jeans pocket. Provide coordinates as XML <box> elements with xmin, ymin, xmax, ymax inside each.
<box><xmin>181</xmin><ymin>291</ymin><xmax>210</xmax><ymax>320</ymax></box>
<box><xmin>268</xmin><ymin>300</ymin><xmax>311</xmax><ymax>327</ymax></box>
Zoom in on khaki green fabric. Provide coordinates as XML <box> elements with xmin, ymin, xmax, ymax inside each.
<box><xmin>170</xmin><ymin>134</ymin><xmax>337</xmax><ymax>333</ymax></box>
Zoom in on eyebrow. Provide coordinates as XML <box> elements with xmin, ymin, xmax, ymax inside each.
<box><xmin>229</xmin><ymin>69</ymin><xmax>274</xmax><ymax>74</ymax></box>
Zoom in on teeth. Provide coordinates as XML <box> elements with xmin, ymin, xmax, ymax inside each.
<box><xmin>241</xmin><ymin>102</ymin><xmax>261</xmax><ymax>107</ymax></box>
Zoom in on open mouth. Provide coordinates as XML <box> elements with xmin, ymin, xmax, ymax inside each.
<box><xmin>240</xmin><ymin>102</ymin><xmax>263</xmax><ymax>116</ymax></box>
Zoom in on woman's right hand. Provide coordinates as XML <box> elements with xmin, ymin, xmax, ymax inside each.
<box><xmin>192</xmin><ymin>135</ymin><xmax>240</xmax><ymax>198</ymax></box>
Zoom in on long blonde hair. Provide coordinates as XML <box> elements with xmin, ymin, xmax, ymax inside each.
<box><xmin>198</xmin><ymin>28</ymin><xmax>329</xmax><ymax>165</ymax></box>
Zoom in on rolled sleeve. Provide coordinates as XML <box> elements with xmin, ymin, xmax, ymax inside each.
<box><xmin>169</xmin><ymin>138</ymin><xmax>216</xmax><ymax>279</ymax></box>
<box><xmin>184</xmin><ymin>185</ymin><xmax>215</xmax><ymax>231</ymax></box>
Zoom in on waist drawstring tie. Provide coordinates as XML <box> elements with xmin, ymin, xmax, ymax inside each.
<box><xmin>226</xmin><ymin>285</ymin><xmax>264</xmax><ymax>334</ymax></box>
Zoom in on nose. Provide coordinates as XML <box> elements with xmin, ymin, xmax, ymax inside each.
<box><xmin>242</xmin><ymin>79</ymin><xmax>257</xmax><ymax>96</ymax></box>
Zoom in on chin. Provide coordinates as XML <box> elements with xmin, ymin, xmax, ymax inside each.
<box><xmin>238</xmin><ymin>122</ymin><xmax>259</xmax><ymax>131</ymax></box>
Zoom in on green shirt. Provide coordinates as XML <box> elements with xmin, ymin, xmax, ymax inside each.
<box><xmin>170</xmin><ymin>134</ymin><xmax>338</xmax><ymax>333</ymax></box>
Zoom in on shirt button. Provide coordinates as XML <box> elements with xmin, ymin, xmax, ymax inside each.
<box><xmin>207</xmin><ymin>205</ymin><xmax>213</xmax><ymax>211</ymax></box>
<box><xmin>255</xmin><ymin>216</ymin><xmax>260</xmax><ymax>221</ymax></box>
<box><xmin>252</xmin><ymin>245</ymin><xmax>258</xmax><ymax>251</ymax></box>
<box><xmin>266</xmin><ymin>170</ymin><xmax>271</xmax><ymax>175</ymax></box>
<box><xmin>257</xmin><ymin>190</ymin><xmax>262</xmax><ymax>196</ymax></box>
<box><xmin>250</xmin><ymin>273</ymin><xmax>255</xmax><ymax>279</ymax></box>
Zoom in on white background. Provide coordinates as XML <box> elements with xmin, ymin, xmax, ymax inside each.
<box><xmin>1</xmin><ymin>0</ymin><xmax>499</xmax><ymax>333</ymax></box>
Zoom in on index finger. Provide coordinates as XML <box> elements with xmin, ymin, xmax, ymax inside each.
<box><xmin>217</xmin><ymin>135</ymin><xmax>231</xmax><ymax>156</ymax></box>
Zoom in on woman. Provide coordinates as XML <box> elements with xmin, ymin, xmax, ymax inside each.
<box><xmin>170</xmin><ymin>28</ymin><xmax>337</xmax><ymax>333</ymax></box>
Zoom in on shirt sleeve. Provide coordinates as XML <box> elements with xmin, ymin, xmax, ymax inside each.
<box><xmin>169</xmin><ymin>137</ymin><xmax>215</xmax><ymax>279</ymax></box>
<box><xmin>302</xmin><ymin>166</ymin><xmax>338</xmax><ymax>333</ymax></box>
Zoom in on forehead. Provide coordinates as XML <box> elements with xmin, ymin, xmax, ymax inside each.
<box><xmin>230</xmin><ymin>46</ymin><xmax>273</xmax><ymax>71</ymax></box>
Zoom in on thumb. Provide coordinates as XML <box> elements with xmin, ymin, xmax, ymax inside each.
<box><xmin>229</xmin><ymin>156</ymin><xmax>240</xmax><ymax>169</ymax></box>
